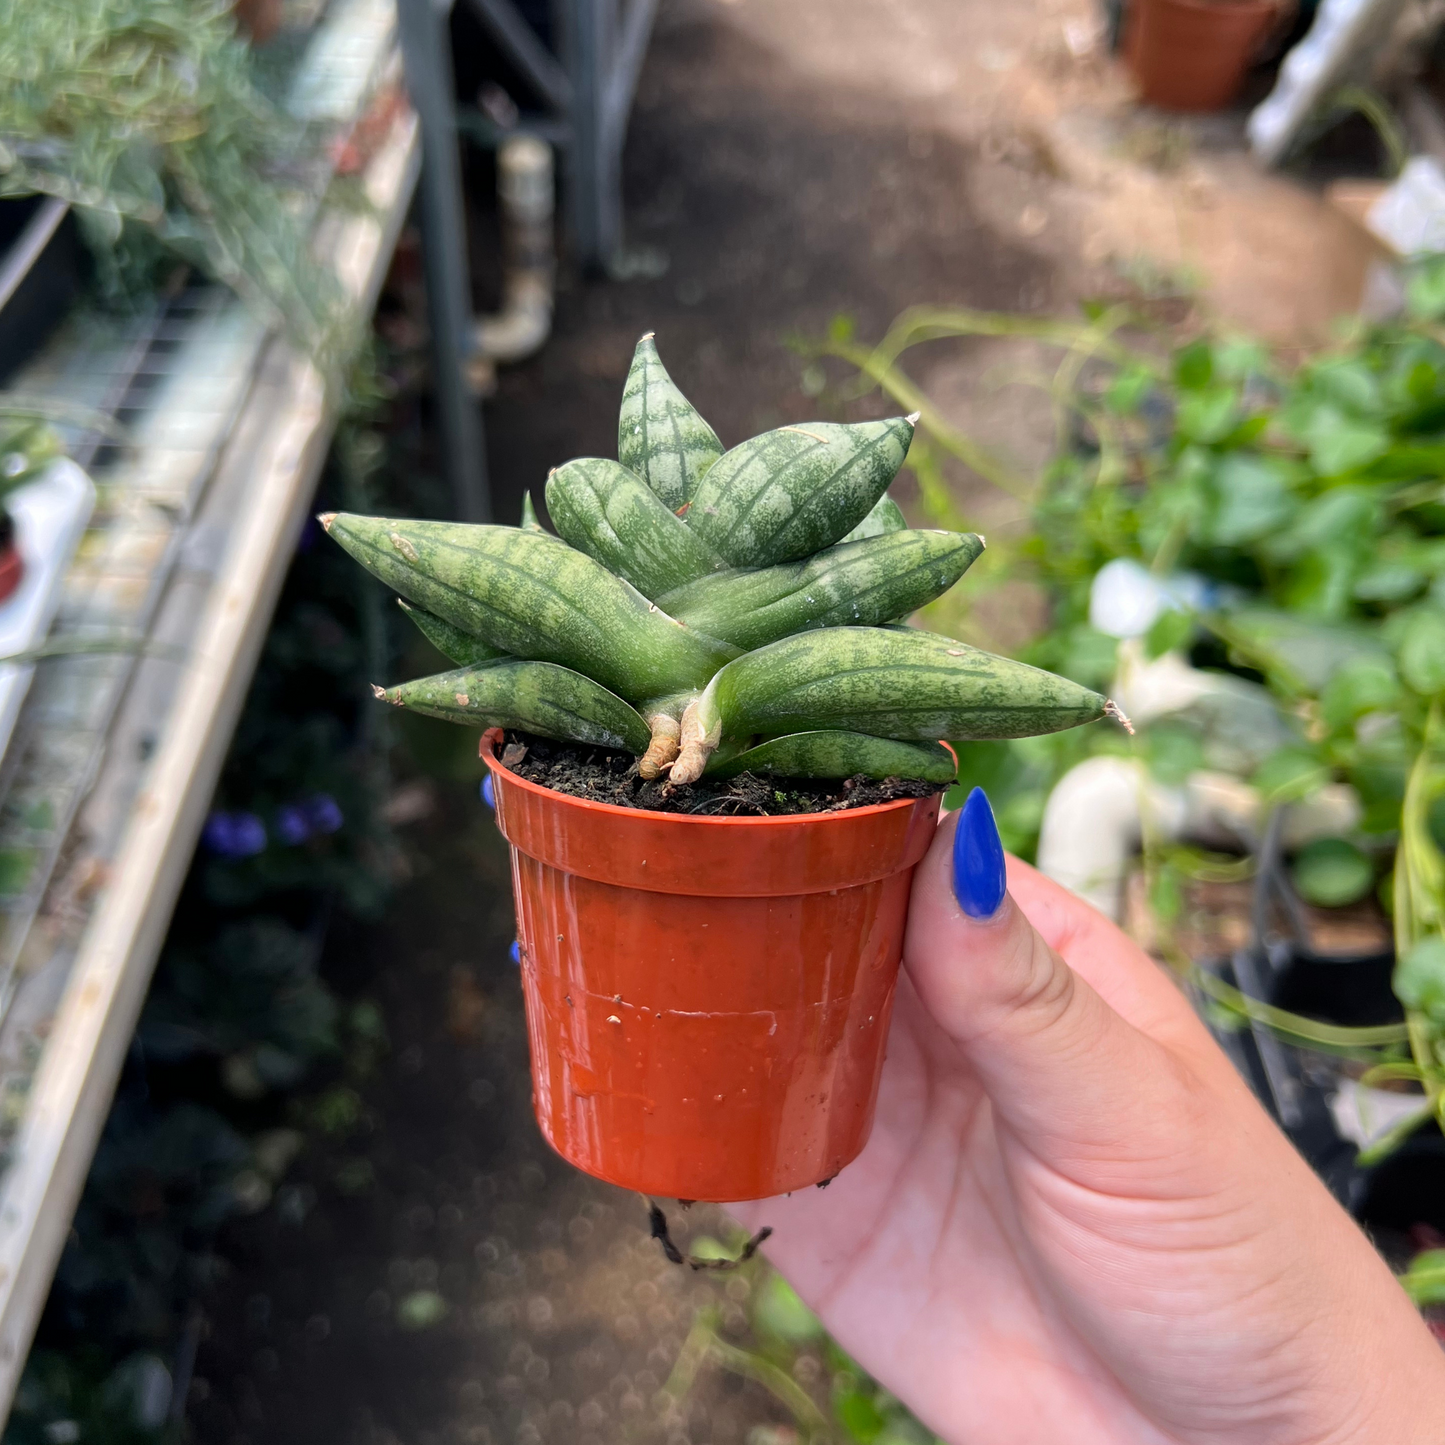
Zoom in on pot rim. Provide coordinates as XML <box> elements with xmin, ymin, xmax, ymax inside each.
<box><xmin>481</xmin><ymin>727</ymin><xmax>949</xmax><ymax>829</ymax></box>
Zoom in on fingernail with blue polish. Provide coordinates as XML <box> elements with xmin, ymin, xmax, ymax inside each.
<box><xmin>952</xmin><ymin>787</ymin><xmax>1007</xmax><ymax>919</ymax></box>
<box><xmin>481</xmin><ymin>775</ymin><xmax>496</xmax><ymax>809</ymax></box>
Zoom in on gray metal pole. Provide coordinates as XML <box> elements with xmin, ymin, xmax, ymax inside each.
<box><xmin>397</xmin><ymin>0</ymin><xmax>491</xmax><ymax>521</ymax></box>
<box><xmin>556</xmin><ymin>0</ymin><xmax>619</xmax><ymax>272</ymax></box>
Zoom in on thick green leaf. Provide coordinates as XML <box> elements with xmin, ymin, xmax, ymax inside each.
<box><xmin>616</xmin><ymin>334</ymin><xmax>723</xmax><ymax>509</ymax></box>
<box><xmin>704</xmin><ymin>627</ymin><xmax>1108</xmax><ymax>743</ymax></box>
<box><xmin>687</xmin><ymin>417</ymin><xmax>916</xmax><ymax>567</ymax></box>
<box><xmin>378</xmin><ymin>661</ymin><xmax>652</xmax><ymax>754</ymax></box>
<box><xmin>656</xmin><ymin>530</ymin><xmax>983</xmax><ymax>651</ymax></box>
<box><xmin>398</xmin><ymin>601</ymin><xmax>507</xmax><ymax>667</ymax></box>
<box><xmin>545</xmin><ymin>456</ymin><xmax>724</xmax><ymax>598</ymax></box>
<box><xmin>840</xmin><ymin>492</ymin><xmax>908</xmax><ymax>542</ymax></box>
<box><xmin>323</xmin><ymin>514</ymin><xmax>736</xmax><ymax>703</ymax></box>
<box><xmin>707</xmin><ymin>731</ymin><xmax>957</xmax><ymax>782</ymax></box>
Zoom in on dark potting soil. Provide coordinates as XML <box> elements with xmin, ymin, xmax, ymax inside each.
<box><xmin>501</xmin><ymin>732</ymin><xmax>946</xmax><ymax>816</ymax></box>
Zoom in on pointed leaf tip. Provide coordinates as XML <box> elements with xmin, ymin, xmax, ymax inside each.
<box><xmin>371</xmin><ymin>684</ymin><xmax>386</xmax><ymax>699</ymax></box>
<box><xmin>318</xmin><ymin>512</ymin><xmax>337</xmax><ymax>531</ymax></box>
<box><xmin>640</xmin><ymin>331</ymin><xmax>656</xmax><ymax>341</ymax></box>
<box><xmin>1104</xmin><ymin>699</ymin><xmax>1135</xmax><ymax>734</ymax></box>
<box><xmin>905</xmin><ymin>412</ymin><xmax>921</xmax><ymax>425</ymax></box>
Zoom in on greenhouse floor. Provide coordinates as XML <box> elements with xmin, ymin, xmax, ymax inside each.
<box><xmin>188</xmin><ymin>0</ymin><xmax>1375</xmax><ymax>1440</ymax></box>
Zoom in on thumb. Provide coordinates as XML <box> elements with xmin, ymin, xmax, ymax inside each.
<box><xmin>904</xmin><ymin>788</ymin><xmax>1196</xmax><ymax>1166</ymax></box>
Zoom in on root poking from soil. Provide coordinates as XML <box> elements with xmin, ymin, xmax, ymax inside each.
<box><xmin>648</xmin><ymin>1200</ymin><xmax>772</xmax><ymax>1270</ymax></box>
<box><xmin>501</xmin><ymin>733</ymin><xmax>944</xmax><ymax>816</ymax></box>
<box><xmin>638</xmin><ymin>712</ymin><xmax>682</xmax><ymax>780</ymax></box>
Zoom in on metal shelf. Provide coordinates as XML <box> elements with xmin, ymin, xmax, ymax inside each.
<box><xmin>0</xmin><ymin>10</ymin><xmax>420</xmax><ymax>1413</ymax></box>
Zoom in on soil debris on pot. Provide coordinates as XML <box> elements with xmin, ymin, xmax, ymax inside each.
<box><xmin>500</xmin><ymin>732</ymin><xmax>946</xmax><ymax>816</ymax></box>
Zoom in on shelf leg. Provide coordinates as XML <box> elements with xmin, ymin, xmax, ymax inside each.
<box><xmin>398</xmin><ymin>0</ymin><xmax>492</xmax><ymax>521</ymax></box>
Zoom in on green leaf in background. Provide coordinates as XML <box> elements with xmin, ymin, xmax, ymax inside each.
<box><xmin>1398</xmin><ymin>608</ymin><xmax>1445</xmax><ymax>696</ymax></box>
<box><xmin>1224</xmin><ymin>608</ymin><xmax>1388</xmax><ymax>692</ymax></box>
<box><xmin>1145</xmin><ymin>605</ymin><xmax>1194</xmax><ymax>659</ymax></box>
<box><xmin>751</xmin><ymin>1273</ymin><xmax>824</xmax><ymax>1345</ymax></box>
<box><xmin>1400</xmin><ymin>1249</ymin><xmax>1445</xmax><ymax>1306</ymax></box>
<box><xmin>1253</xmin><ymin>747</ymin><xmax>1329</xmax><ymax>803</ymax></box>
<box><xmin>1271</xmin><ymin>486</ymin><xmax>1381</xmax><ymax>561</ymax></box>
<box><xmin>1430</xmin><ymin>792</ymin><xmax>1445</xmax><ymax>854</ymax></box>
<box><xmin>1055</xmin><ymin>624</ymin><xmax>1118</xmax><ymax>690</ymax></box>
<box><xmin>1319</xmin><ymin>657</ymin><xmax>1399</xmax><ymax>732</ymax></box>
<box><xmin>1353</xmin><ymin>559</ymin><xmax>1427</xmax><ymax>604</ymax></box>
<box><xmin>834</xmin><ymin>1387</ymin><xmax>888</xmax><ymax>1443</ymax></box>
<box><xmin>1104</xmin><ymin>365</ymin><xmax>1153</xmax><ymax>414</ymax></box>
<box><xmin>997</xmin><ymin>789</ymin><xmax>1048</xmax><ymax>856</ymax></box>
<box><xmin>1213</xmin><ymin>337</ymin><xmax>1270</xmax><ymax>380</ymax></box>
<box><xmin>1280</xmin><ymin>546</ymin><xmax>1361</xmax><ymax>620</ymax></box>
<box><xmin>1176</xmin><ymin>387</ymin><xmax>1239</xmax><ymax>445</ymax></box>
<box><xmin>1310</xmin><ymin>359</ymin><xmax>1383</xmax><ymax>418</ymax></box>
<box><xmin>1174</xmin><ymin>340</ymin><xmax>1214</xmax><ymax>391</ymax></box>
<box><xmin>1149</xmin><ymin>862</ymin><xmax>1184</xmax><ymax>923</ymax></box>
<box><xmin>1204</xmin><ymin>453</ymin><xmax>1294</xmax><ymax>546</ymax></box>
<box><xmin>396</xmin><ymin>1290</ymin><xmax>447</xmax><ymax>1330</ymax></box>
<box><xmin>1144</xmin><ymin>720</ymin><xmax>1206</xmax><ymax>785</ymax></box>
<box><xmin>1393</xmin><ymin>935</ymin><xmax>1445</xmax><ymax>1022</ymax></box>
<box><xmin>1295</xmin><ymin>405</ymin><xmax>1389</xmax><ymax>476</ymax></box>
<box><xmin>1406</xmin><ymin>258</ymin><xmax>1445</xmax><ymax>320</ymax></box>
<box><xmin>1290</xmin><ymin>838</ymin><xmax>1375</xmax><ymax>908</ymax></box>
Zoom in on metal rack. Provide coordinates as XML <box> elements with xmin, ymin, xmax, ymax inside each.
<box><xmin>0</xmin><ymin>3</ymin><xmax>420</xmax><ymax>1412</ymax></box>
<box><xmin>397</xmin><ymin>0</ymin><xmax>658</xmax><ymax>519</ymax></box>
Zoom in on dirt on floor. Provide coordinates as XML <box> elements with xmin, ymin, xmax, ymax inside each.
<box><xmin>190</xmin><ymin>1</ymin><xmax>1382</xmax><ymax>1441</ymax></box>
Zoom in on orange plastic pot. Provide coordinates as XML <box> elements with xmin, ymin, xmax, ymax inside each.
<box><xmin>482</xmin><ymin>729</ymin><xmax>941</xmax><ymax>1201</ymax></box>
<box><xmin>1125</xmin><ymin>0</ymin><xmax>1280</xmax><ymax>112</ymax></box>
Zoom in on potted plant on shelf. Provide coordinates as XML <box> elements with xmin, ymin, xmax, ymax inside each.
<box><xmin>0</xmin><ymin>417</ymin><xmax>61</xmax><ymax>603</ymax></box>
<box><xmin>1125</xmin><ymin>0</ymin><xmax>1285</xmax><ymax>112</ymax></box>
<box><xmin>324</xmin><ymin>334</ymin><xmax>1119</xmax><ymax>1202</ymax></box>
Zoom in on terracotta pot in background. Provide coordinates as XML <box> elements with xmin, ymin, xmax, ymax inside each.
<box><xmin>483</xmin><ymin>729</ymin><xmax>941</xmax><ymax>1202</ymax></box>
<box><xmin>232</xmin><ymin>0</ymin><xmax>283</xmax><ymax>45</ymax></box>
<box><xmin>0</xmin><ymin>511</ymin><xmax>24</xmax><ymax>604</ymax></box>
<box><xmin>1125</xmin><ymin>0</ymin><xmax>1281</xmax><ymax>112</ymax></box>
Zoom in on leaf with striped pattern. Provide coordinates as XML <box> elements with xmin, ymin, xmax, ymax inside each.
<box><xmin>617</xmin><ymin>333</ymin><xmax>723</xmax><ymax>511</ymax></box>
<box><xmin>322</xmin><ymin>514</ymin><xmax>737</xmax><ymax>704</ymax></box>
<box><xmin>546</xmin><ymin>456</ymin><xmax>725</xmax><ymax>598</ymax></box>
<box><xmin>686</xmin><ymin>417</ymin><xmax>916</xmax><ymax>568</ymax></box>
<box><xmin>380</xmin><ymin>661</ymin><xmax>651</xmax><ymax>753</ymax></box>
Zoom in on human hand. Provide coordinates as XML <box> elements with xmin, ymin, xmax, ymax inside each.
<box><xmin>731</xmin><ymin>791</ymin><xmax>1445</xmax><ymax>1445</ymax></box>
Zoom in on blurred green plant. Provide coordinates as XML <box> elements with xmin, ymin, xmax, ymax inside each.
<box><xmin>3</xmin><ymin>407</ymin><xmax>405</xmax><ymax>1442</ymax></box>
<box><xmin>0</xmin><ymin>0</ymin><xmax>341</xmax><ymax>358</ymax></box>
<box><xmin>801</xmin><ymin>262</ymin><xmax>1445</xmax><ymax>1155</ymax></box>
<box><xmin>669</xmin><ymin>1244</ymin><xmax>943</xmax><ymax>1445</ymax></box>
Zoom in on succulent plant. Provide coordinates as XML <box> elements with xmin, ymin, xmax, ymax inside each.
<box><xmin>324</xmin><ymin>335</ymin><xmax>1119</xmax><ymax>787</ymax></box>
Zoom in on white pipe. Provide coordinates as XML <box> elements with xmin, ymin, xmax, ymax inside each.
<box><xmin>469</xmin><ymin>134</ymin><xmax>555</xmax><ymax>387</ymax></box>
<box><xmin>1035</xmin><ymin>757</ymin><xmax>1185</xmax><ymax>919</ymax></box>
